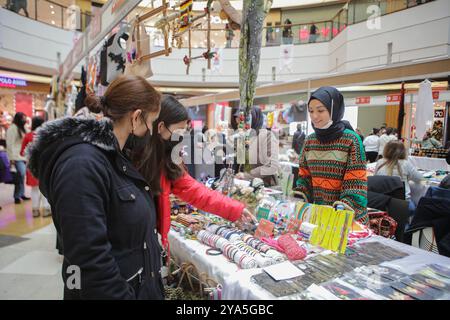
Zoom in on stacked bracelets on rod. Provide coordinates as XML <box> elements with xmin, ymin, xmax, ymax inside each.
<box><xmin>197</xmin><ymin>230</ymin><xmax>258</xmax><ymax>269</ymax></box>
<box><xmin>241</xmin><ymin>234</ymin><xmax>286</xmax><ymax>262</ymax></box>
<box><xmin>233</xmin><ymin>240</ymin><xmax>274</xmax><ymax>267</ymax></box>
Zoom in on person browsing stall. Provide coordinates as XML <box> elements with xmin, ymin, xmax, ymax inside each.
<box><xmin>295</xmin><ymin>86</ymin><xmax>368</xmax><ymax>225</ymax></box>
<box><xmin>132</xmin><ymin>96</ymin><xmax>256</xmax><ymax>259</ymax></box>
<box><xmin>28</xmin><ymin>76</ymin><xmax>165</xmax><ymax>300</ymax></box>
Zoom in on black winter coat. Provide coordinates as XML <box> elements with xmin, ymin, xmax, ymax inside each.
<box><xmin>28</xmin><ymin>116</ymin><xmax>164</xmax><ymax>300</ymax></box>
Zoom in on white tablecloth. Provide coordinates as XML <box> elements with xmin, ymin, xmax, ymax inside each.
<box><xmin>409</xmin><ymin>156</ymin><xmax>450</xmax><ymax>171</ymax></box>
<box><xmin>168</xmin><ymin>230</ymin><xmax>450</xmax><ymax>300</ymax></box>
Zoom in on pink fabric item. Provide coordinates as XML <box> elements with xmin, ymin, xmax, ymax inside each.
<box><xmin>260</xmin><ymin>237</ymin><xmax>285</xmax><ymax>253</ymax></box>
<box><xmin>277</xmin><ymin>234</ymin><xmax>307</xmax><ymax>261</ymax></box>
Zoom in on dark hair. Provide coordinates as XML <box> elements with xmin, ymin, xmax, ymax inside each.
<box><xmin>230</xmin><ymin>106</ymin><xmax>240</xmax><ymax>130</ymax></box>
<box><xmin>134</xmin><ymin>95</ymin><xmax>189</xmax><ymax>194</ymax></box>
<box><xmin>84</xmin><ymin>75</ymin><xmax>161</xmax><ymax>121</ymax></box>
<box><xmin>372</xmin><ymin>128</ymin><xmax>380</xmax><ymax>135</ymax></box>
<box><xmin>231</xmin><ymin>106</ymin><xmax>264</xmax><ymax>131</ymax></box>
<box><xmin>31</xmin><ymin>116</ymin><xmax>45</xmax><ymax>131</ymax></box>
<box><xmin>297</xmin><ymin>123</ymin><xmax>302</xmax><ymax>131</ymax></box>
<box><xmin>376</xmin><ymin>141</ymin><xmax>407</xmax><ymax>176</ymax></box>
<box><xmin>385</xmin><ymin>127</ymin><xmax>394</xmax><ymax>135</ymax></box>
<box><xmin>12</xmin><ymin>112</ymin><xmax>26</xmax><ymax>138</ymax></box>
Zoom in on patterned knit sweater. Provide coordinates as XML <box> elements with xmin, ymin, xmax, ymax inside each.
<box><xmin>296</xmin><ymin>129</ymin><xmax>368</xmax><ymax>225</ymax></box>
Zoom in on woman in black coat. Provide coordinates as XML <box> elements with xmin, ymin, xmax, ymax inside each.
<box><xmin>28</xmin><ymin>75</ymin><xmax>163</xmax><ymax>299</ymax></box>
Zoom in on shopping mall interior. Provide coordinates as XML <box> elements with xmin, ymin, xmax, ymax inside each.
<box><xmin>1</xmin><ymin>0</ymin><xmax>450</xmax><ymax>301</ymax></box>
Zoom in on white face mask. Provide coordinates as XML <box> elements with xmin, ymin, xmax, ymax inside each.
<box><xmin>317</xmin><ymin>119</ymin><xmax>333</xmax><ymax>129</ymax></box>
<box><xmin>316</xmin><ymin>99</ymin><xmax>333</xmax><ymax>129</ymax></box>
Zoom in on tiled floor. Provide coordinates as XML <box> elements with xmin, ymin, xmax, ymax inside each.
<box><xmin>0</xmin><ymin>184</ymin><xmax>63</xmax><ymax>300</ymax></box>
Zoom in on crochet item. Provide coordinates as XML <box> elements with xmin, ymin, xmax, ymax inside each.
<box><xmin>277</xmin><ymin>234</ymin><xmax>306</xmax><ymax>261</ymax></box>
<box><xmin>296</xmin><ymin>129</ymin><xmax>368</xmax><ymax>225</ymax></box>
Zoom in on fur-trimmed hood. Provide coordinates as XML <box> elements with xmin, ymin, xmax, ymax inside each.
<box><xmin>28</xmin><ymin>112</ymin><xmax>117</xmax><ymax>196</ymax></box>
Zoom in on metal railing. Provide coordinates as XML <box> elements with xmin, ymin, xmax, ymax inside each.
<box><xmin>1</xmin><ymin>0</ymin><xmax>435</xmax><ymax>45</ymax></box>
<box><xmin>146</xmin><ymin>0</ymin><xmax>434</xmax><ymax>49</ymax></box>
<box><xmin>1</xmin><ymin>0</ymin><xmax>92</xmax><ymax>31</ymax></box>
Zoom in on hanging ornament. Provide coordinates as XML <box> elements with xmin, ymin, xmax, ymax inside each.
<box><xmin>183</xmin><ymin>55</ymin><xmax>191</xmax><ymax>65</ymax></box>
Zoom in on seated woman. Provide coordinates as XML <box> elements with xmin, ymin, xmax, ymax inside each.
<box><xmin>295</xmin><ymin>86</ymin><xmax>368</xmax><ymax>225</ymax></box>
<box><xmin>375</xmin><ymin>140</ymin><xmax>423</xmax><ymax>216</ymax></box>
<box><xmin>412</xmin><ymin>131</ymin><xmax>442</xmax><ymax>149</ymax></box>
<box><xmin>132</xmin><ymin>96</ymin><xmax>256</xmax><ymax>260</ymax></box>
<box><xmin>230</xmin><ymin>106</ymin><xmax>280</xmax><ymax>187</ymax></box>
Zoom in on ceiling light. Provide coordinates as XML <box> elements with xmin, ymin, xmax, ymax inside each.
<box><xmin>51</xmin><ymin>11</ymin><xmax>55</xmax><ymax>15</ymax></box>
<box><xmin>51</xmin><ymin>20</ymin><xmax>55</xmax><ymax>24</ymax></box>
<box><xmin>50</xmin><ymin>5</ymin><xmax>54</xmax><ymax>9</ymax></box>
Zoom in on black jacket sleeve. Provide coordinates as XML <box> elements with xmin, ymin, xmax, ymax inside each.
<box><xmin>52</xmin><ymin>150</ymin><xmax>136</xmax><ymax>299</ymax></box>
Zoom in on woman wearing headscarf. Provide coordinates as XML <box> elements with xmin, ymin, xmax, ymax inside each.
<box><xmin>295</xmin><ymin>86</ymin><xmax>368</xmax><ymax>225</ymax></box>
<box><xmin>231</xmin><ymin>106</ymin><xmax>280</xmax><ymax>186</ymax></box>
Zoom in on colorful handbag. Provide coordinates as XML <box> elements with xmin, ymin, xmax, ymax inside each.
<box><xmin>368</xmin><ymin>210</ymin><xmax>398</xmax><ymax>239</ymax></box>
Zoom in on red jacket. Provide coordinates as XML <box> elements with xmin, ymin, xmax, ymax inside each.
<box><xmin>20</xmin><ymin>132</ymin><xmax>39</xmax><ymax>187</ymax></box>
<box><xmin>157</xmin><ymin>172</ymin><xmax>244</xmax><ymax>252</ymax></box>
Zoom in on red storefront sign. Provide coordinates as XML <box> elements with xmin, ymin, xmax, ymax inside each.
<box><xmin>356</xmin><ymin>96</ymin><xmax>371</xmax><ymax>104</ymax></box>
<box><xmin>386</xmin><ymin>94</ymin><xmax>401</xmax><ymax>103</ymax></box>
<box><xmin>432</xmin><ymin>91</ymin><xmax>440</xmax><ymax>100</ymax></box>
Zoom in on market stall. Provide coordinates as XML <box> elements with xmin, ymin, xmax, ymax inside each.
<box><xmin>169</xmin><ymin>230</ymin><xmax>450</xmax><ymax>300</ymax></box>
<box><xmin>167</xmin><ymin>178</ymin><xmax>450</xmax><ymax>300</ymax></box>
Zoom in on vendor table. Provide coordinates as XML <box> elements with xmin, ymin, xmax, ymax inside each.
<box><xmin>409</xmin><ymin>156</ymin><xmax>450</xmax><ymax>171</ymax></box>
<box><xmin>168</xmin><ymin>230</ymin><xmax>450</xmax><ymax>300</ymax></box>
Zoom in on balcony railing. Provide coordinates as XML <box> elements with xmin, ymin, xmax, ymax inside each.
<box><xmin>146</xmin><ymin>0</ymin><xmax>435</xmax><ymax>49</ymax></box>
<box><xmin>1</xmin><ymin>0</ymin><xmax>435</xmax><ymax>46</ymax></box>
<box><xmin>1</xmin><ymin>0</ymin><xmax>92</xmax><ymax>31</ymax></box>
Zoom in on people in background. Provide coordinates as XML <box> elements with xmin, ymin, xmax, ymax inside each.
<box><xmin>355</xmin><ymin>128</ymin><xmax>365</xmax><ymax>141</ymax></box>
<box><xmin>8</xmin><ymin>0</ymin><xmax>29</xmax><ymax>17</ymax></box>
<box><xmin>6</xmin><ymin>112</ymin><xmax>30</xmax><ymax>204</ymax></box>
<box><xmin>412</xmin><ymin>131</ymin><xmax>442</xmax><ymax>149</ymax></box>
<box><xmin>266</xmin><ymin>22</ymin><xmax>274</xmax><ymax>45</ymax></box>
<box><xmin>282</xmin><ymin>19</ymin><xmax>293</xmax><ymax>44</ymax></box>
<box><xmin>232</xmin><ymin>106</ymin><xmax>280</xmax><ymax>186</ymax></box>
<box><xmin>375</xmin><ymin>140</ymin><xmax>423</xmax><ymax>216</ymax></box>
<box><xmin>20</xmin><ymin>116</ymin><xmax>50</xmax><ymax>218</ymax></box>
<box><xmin>295</xmin><ymin>86</ymin><xmax>368</xmax><ymax>225</ymax></box>
<box><xmin>225</xmin><ymin>23</ymin><xmax>235</xmax><ymax>48</ymax></box>
<box><xmin>309</xmin><ymin>22</ymin><xmax>318</xmax><ymax>43</ymax></box>
<box><xmin>378</xmin><ymin>127</ymin><xmax>397</xmax><ymax>159</ymax></box>
<box><xmin>363</xmin><ymin>128</ymin><xmax>380</xmax><ymax>163</ymax></box>
<box><xmin>292</xmin><ymin>123</ymin><xmax>306</xmax><ymax>155</ymax></box>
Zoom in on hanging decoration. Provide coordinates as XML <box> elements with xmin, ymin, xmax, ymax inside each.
<box><xmin>239</xmin><ymin>0</ymin><xmax>273</xmax><ymax>124</ymax></box>
<box><xmin>175</xmin><ymin>0</ymin><xmax>216</xmax><ymax>74</ymax></box>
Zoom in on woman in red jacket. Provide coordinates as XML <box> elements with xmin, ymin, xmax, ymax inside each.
<box><xmin>133</xmin><ymin>96</ymin><xmax>255</xmax><ymax>258</ymax></box>
<box><xmin>20</xmin><ymin>116</ymin><xmax>51</xmax><ymax>218</ymax></box>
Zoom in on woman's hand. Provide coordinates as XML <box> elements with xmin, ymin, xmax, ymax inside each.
<box><xmin>235</xmin><ymin>208</ymin><xmax>257</xmax><ymax>230</ymax></box>
<box><xmin>235</xmin><ymin>172</ymin><xmax>245</xmax><ymax>179</ymax></box>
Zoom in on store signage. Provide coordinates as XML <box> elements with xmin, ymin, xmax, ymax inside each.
<box><xmin>356</xmin><ymin>96</ymin><xmax>371</xmax><ymax>104</ymax></box>
<box><xmin>386</xmin><ymin>94</ymin><xmax>401</xmax><ymax>103</ymax></box>
<box><xmin>0</xmin><ymin>76</ymin><xmax>27</xmax><ymax>88</ymax></box>
<box><xmin>434</xmin><ymin>109</ymin><xmax>445</xmax><ymax>118</ymax></box>
<box><xmin>89</xmin><ymin>13</ymin><xmax>102</xmax><ymax>40</ymax></box>
<box><xmin>111</xmin><ymin>0</ymin><xmax>127</xmax><ymax>14</ymax></box>
<box><xmin>433</xmin><ymin>91</ymin><xmax>440</xmax><ymax>100</ymax></box>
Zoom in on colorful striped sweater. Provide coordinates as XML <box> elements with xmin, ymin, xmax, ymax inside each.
<box><xmin>296</xmin><ymin>129</ymin><xmax>368</xmax><ymax>225</ymax></box>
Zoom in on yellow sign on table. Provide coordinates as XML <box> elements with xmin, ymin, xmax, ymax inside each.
<box><xmin>297</xmin><ymin>203</ymin><xmax>354</xmax><ymax>254</ymax></box>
